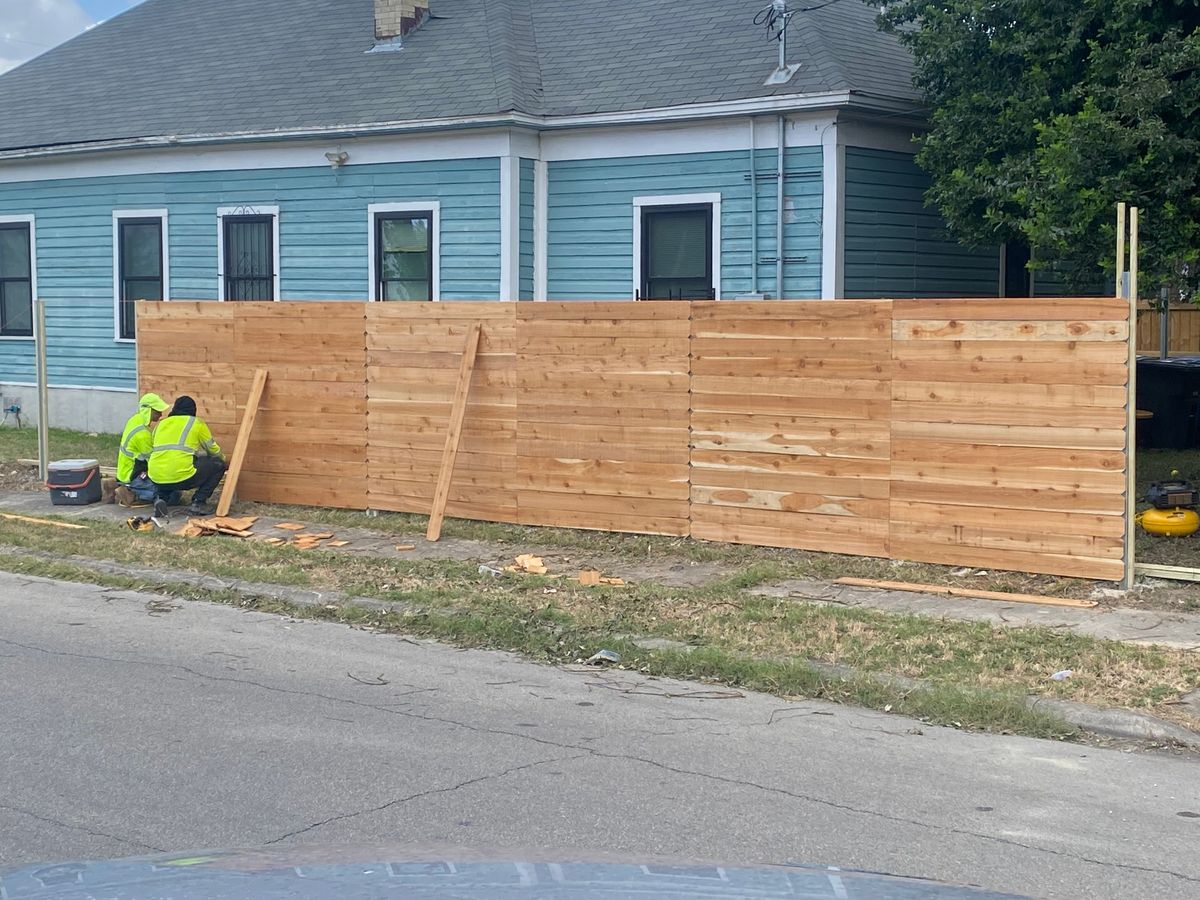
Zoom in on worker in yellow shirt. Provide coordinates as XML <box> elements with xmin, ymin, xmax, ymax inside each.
<box><xmin>148</xmin><ymin>395</ymin><xmax>227</xmax><ymax>519</ymax></box>
<box><xmin>114</xmin><ymin>392</ymin><xmax>170</xmax><ymax>507</ymax></box>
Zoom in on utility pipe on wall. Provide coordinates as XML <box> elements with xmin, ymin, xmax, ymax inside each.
<box><xmin>34</xmin><ymin>298</ymin><xmax>49</xmax><ymax>483</ymax></box>
<box><xmin>749</xmin><ymin>118</ymin><xmax>759</xmax><ymax>295</ymax></box>
<box><xmin>776</xmin><ymin>114</ymin><xmax>786</xmax><ymax>299</ymax></box>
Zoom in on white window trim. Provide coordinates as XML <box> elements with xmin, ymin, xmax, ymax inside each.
<box><xmin>217</xmin><ymin>205</ymin><xmax>280</xmax><ymax>301</ymax></box>
<box><xmin>632</xmin><ymin>193</ymin><xmax>722</xmax><ymax>301</ymax></box>
<box><xmin>0</xmin><ymin>213</ymin><xmax>36</xmax><ymax>342</ymax></box>
<box><xmin>367</xmin><ymin>201</ymin><xmax>442</xmax><ymax>302</ymax></box>
<box><xmin>112</xmin><ymin>208</ymin><xmax>170</xmax><ymax>343</ymax></box>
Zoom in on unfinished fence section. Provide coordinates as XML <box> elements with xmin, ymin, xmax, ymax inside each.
<box><xmin>138</xmin><ymin>298</ymin><xmax>1131</xmax><ymax>581</ymax></box>
<box><xmin>1136</xmin><ymin>302</ymin><xmax>1200</xmax><ymax>355</ymax></box>
<box><xmin>891</xmin><ymin>300</ymin><xmax>1129</xmax><ymax>581</ymax></box>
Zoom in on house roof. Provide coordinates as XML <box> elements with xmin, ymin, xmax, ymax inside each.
<box><xmin>0</xmin><ymin>0</ymin><xmax>918</xmax><ymax>154</ymax></box>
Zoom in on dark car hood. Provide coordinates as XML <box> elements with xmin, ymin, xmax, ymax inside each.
<box><xmin>0</xmin><ymin>846</ymin><xmax>1027</xmax><ymax>899</ymax></box>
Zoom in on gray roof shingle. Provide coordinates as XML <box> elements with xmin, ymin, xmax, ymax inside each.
<box><xmin>0</xmin><ymin>0</ymin><xmax>917</xmax><ymax>153</ymax></box>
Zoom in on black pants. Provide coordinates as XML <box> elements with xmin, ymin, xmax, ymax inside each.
<box><xmin>154</xmin><ymin>457</ymin><xmax>227</xmax><ymax>505</ymax></box>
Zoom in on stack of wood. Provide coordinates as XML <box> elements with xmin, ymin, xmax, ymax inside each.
<box><xmin>177</xmin><ymin>515</ymin><xmax>259</xmax><ymax>539</ymax></box>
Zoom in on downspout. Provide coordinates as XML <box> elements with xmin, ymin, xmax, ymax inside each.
<box><xmin>750</xmin><ymin>118</ymin><xmax>759</xmax><ymax>295</ymax></box>
<box><xmin>776</xmin><ymin>114</ymin><xmax>786</xmax><ymax>299</ymax></box>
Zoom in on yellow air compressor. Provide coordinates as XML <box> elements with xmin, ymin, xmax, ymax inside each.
<box><xmin>1138</xmin><ymin>507</ymin><xmax>1200</xmax><ymax>537</ymax></box>
<box><xmin>1140</xmin><ymin>473</ymin><xmax>1200</xmax><ymax>537</ymax></box>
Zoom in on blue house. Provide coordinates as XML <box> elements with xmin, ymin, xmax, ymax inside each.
<box><xmin>0</xmin><ymin>0</ymin><xmax>1024</xmax><ymax>431</ymax></box>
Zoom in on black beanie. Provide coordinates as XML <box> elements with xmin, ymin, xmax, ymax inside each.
<box><xmin>172</xmin><ymin>396</ymin><xmax>197</xmax><ymax>417</ymax></box>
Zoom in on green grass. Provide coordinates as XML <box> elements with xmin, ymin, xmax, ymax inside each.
<box><xmin>0</xmin><ymin>425</ymin><xmax>118</xmax><ymax>464</ymax></box>
<box><xmin>0</xmin><ymin>512</ymin><xmax>1196</xmax><ymax>741</ymax></box>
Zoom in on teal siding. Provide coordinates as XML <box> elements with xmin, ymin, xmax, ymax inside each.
<box><xmin>843</xmin><ymin>148</ymin><xmax>998</xmax><ymax>299</ymax></box>
<box><xmin>519</xmin><ymin>158</ymin><xmax>535</xmax><ymax>301</ymax></box>
<box><xmin>0</xmin><ymin>157</ymin><xmax>501</xmax><ymax>390</ymax></box>
<box><xmin>547</xmin><ymin>149</ymin><xmax>822</xmax><ymax>300</ymax></box>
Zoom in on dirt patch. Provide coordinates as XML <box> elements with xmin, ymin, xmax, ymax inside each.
<box><xmin>0</xmin><ymin>464</ymin><xmax>42</xmax><ymax>493</ymax></box>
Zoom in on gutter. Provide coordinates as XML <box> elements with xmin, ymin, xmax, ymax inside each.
<box><xmin>0</xmin><ymin>91</ymin><xmax>922</xmax><ymax>164</ymax></box>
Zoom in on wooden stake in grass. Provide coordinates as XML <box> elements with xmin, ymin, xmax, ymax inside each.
<box><xmin>834</xmin><ymin>578</ymin><xmax>1098</xmax><ymax>609</ymax></box>
<box><xmin>426</xmin><ymin>323</ymin><xmax>481</xmax><ymax>542</ymax></box>
<box><xmin>216</xmin><ymin>367</ymin><xmax>269</xmax><ymax>517</ymax></box>
<box><xmin>0</xmin><ymin>513</ymin><xmax>88</xmax><ymax>530</ymax></box>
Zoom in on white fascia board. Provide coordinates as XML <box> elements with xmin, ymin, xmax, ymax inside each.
<box><xmin>0</xmin><ymin>90</ymin><xmax>916</xmax><ymax>167</ymax></box>
<box><xmin>542</xmin><ymin>113</ymin><xmax>834</xmax><ymax>162</ymax></box>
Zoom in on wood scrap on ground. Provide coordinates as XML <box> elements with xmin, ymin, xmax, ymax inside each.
<box><xmin>578</xmin><ymin>569</ymin><xmax>625</xmax><ymax>587</ymax></box>
<box><xmin>832</xmin><ymin>577</ymin><xmax>1098</xmax><ymax>609</ymax></box>
<box><xmin>396</xmin><ymin>544</ymin><xmax>416</xmax><ymax>552</ymax></box>
<box><xmin>274</xmin><ymin>523</ymin><xmax>306</xmax><ymax>531</ymax></box>
<box><xmin>0</xmin><ymin>513</ymin><xmax>88</xmax><ymax>530</ymax></box>
<box><xmin>178</xmin><ymin>515</ymin><xmax>260</xmax><ymax>539</ymax></box>
<box><xmin>505</xmin><ymin>554</ymin><xmax>548</xmax><ymax>575</ymax></box>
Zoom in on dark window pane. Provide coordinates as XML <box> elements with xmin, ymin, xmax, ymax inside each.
<box><xmin>121</xmin><ymin>222</ymin><xmax>161</xmax><ymax>278</ymax></box>
<box><xmin>376</xmin><ymin>212</ymin><xmax>432</xmax><ymax>302</ymax></box>
<box><xmin>384</xmin><ymin>279</ymin><xmax>430</xmax><ymax>302</ymax></box>
<box><xmin>0</xmin><ymin>225</ymin><xmax>31</xmax><ymax>279</ymax></box>
<box><xmin>1</xmin><ymin>281</ymin><xmax>32</xmax><ymax>336</ymax></box>
<box><xmin>224</xmin><ymin>215</ymin><xmax>274</xmax><ymax>301</ymax></box>
<box><xmin>647</xmin><ymin>210</ymin><xmax>708</xmax><ymax>279</ymax></box>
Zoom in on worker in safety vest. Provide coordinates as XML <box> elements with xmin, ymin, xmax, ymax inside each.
<box><xmin>148</xmin><ymin>395</ymin><xmax>227</xmax><ymax>519</ymax></box>
<box><xmin>114</xmin><ymin>392</ymin><xmax>170</xmax><ymax>507</ymax></box>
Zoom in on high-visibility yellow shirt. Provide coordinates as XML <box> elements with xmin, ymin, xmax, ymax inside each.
<box><xmin>116</xmin><ymin>408</ymin><xmax>155</xmax><ymax>484</ymax></box>
<box><xmin>148</xmin><ymin>415</ymin><xmax>222</xmax><ymax>485</ymax></box>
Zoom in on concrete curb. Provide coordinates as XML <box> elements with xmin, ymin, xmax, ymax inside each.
<box><xmin>3</xmin><ymin>546</ymin><xmax>1197</xmax><ymax>750</ymax></box>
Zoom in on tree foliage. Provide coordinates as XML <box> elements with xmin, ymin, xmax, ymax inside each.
<box><xmin>872</xmin><ymin>0</ymin><xmax>1200</xmax><ymax>294</ymax></box>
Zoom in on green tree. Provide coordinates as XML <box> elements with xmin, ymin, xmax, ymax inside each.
<box><xmin>872</xmin><ymin>0</ymin><xmax>1200</xmax><ymax>294</ymax></box>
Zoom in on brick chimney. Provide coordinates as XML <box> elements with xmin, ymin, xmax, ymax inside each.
<box><xmin>375</xmin><ymin>0</ymin><xmax>430</xmax><ymax>42</ymax></box>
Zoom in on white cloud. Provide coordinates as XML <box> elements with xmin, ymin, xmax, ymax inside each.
<box><xmin>0</xmin><ymin>0</ymin><xmax>94</xmax><ymax>75</ymax></box>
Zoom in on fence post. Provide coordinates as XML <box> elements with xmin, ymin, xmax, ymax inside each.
<box><xmin>1122</xmin><ymin>207</ymin><xmax>1139</xmax><ymax>592</ymax></box>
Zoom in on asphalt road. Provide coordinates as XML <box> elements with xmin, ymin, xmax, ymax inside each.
<box><xmin>0</xmin><ymin>572</ymin><xmax>1197</xmax><ymax>898</ymax></box>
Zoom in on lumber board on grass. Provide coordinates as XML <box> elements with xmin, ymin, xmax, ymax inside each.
<box><xmin>216</xmin><ymin>368</ymin><xmax>269</xmax><ymax>517</ymax></box>
<box><xmin>426</xmin><ymin>323</ymin><xmax>482</xmax><ymax>542</ymax></box>
<box><xmin>833</xmin><ymin>578</ymin><xmax>1098</xmax><ymax>609</ymax></box>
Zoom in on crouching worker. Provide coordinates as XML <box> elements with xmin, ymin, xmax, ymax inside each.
<box><xmin>148</xmin><ymin>395</ymin><xmax>226</xmax><ymax>519</ymax></box>
<box><xmin>114</xmin><ymin>392</ymin><xmax>170</xmax><ymax>507</ymax></box>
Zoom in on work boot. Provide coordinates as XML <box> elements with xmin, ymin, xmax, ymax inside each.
<box><xmin>187</xmin><ymin>501</ymin><xmax>216</xmax><ymax>517</ymax></box>
<box><xmin>114</xmin><ymin>485</ymin><xmax>135</xmax><ymax>508</ymax></box>
<box><xmin>152</xmin><ymin>498</ymin><xmax>169</xmax><ymax>522</ymax></box>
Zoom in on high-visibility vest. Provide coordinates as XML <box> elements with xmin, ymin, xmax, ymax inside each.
<box><xmin>116</xmin><ymin>409</ymin><xmax>154</xmax><ymax>484</ymax></box>
<box><xmin>148</xmin><ymin>415</ymin><xmax>222</xmax><ymax>485</ymax></box>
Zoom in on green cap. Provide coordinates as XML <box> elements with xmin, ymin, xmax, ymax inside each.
<box><xmin>139</xmin><ymin>393</ymin><xmax>170</xmax><ymax>413</ymax></box>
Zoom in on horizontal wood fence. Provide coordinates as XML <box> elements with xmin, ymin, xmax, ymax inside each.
<box><xmin>1136</xmin><ymin>303</ymin><xmax>1200</xmax><ymax>355</ymax></box>
<box><xmin>139</xmin><ymin>298</ymin><xmax>1131</xmax><ymax>581</ymax></box>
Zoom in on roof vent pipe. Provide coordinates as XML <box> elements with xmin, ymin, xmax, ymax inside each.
<box><xmin>762</xmin><ymin>0</ymin><xmax>801</xmax><ymax>86</ymax></box>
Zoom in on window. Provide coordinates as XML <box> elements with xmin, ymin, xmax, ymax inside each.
<box><xmin>368</xmin><ymin>203</ymin><xmax>440</xmax><ymax>301</ymax></box>
<box><xmin>0</xmin><ymin>221</ymin><xmax>33</xmax><ymax>337</ymax></box>
<box><xmin>633</xmin><ymin>195</ymin><xmax>721</xmax><ymax>301</ymax></box>
<box><xmin>219</xmin><ymin>208</ymin><xmax>278</xmax><ymax>301</ymax></box>
<box><xmin>115</xmin><ymin>212</ymin><xmax>167</xmax><ymax>340</ymax></box>
<box><xmin>1001</xmin><ymin>243</ymin><xmax>1032</xmax><ymax>298</ymax></box>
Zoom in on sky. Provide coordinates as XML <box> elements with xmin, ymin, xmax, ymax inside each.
<box><xmin>0</xmin><ymin>0</ymin><xmax>144</xmax><ymax>74</ymax></box>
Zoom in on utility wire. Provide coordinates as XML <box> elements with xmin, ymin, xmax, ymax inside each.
<box><xmin>754</xmin><ymin>0</ymin><xmax>850</xmax><ymax>41</ymax></box>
